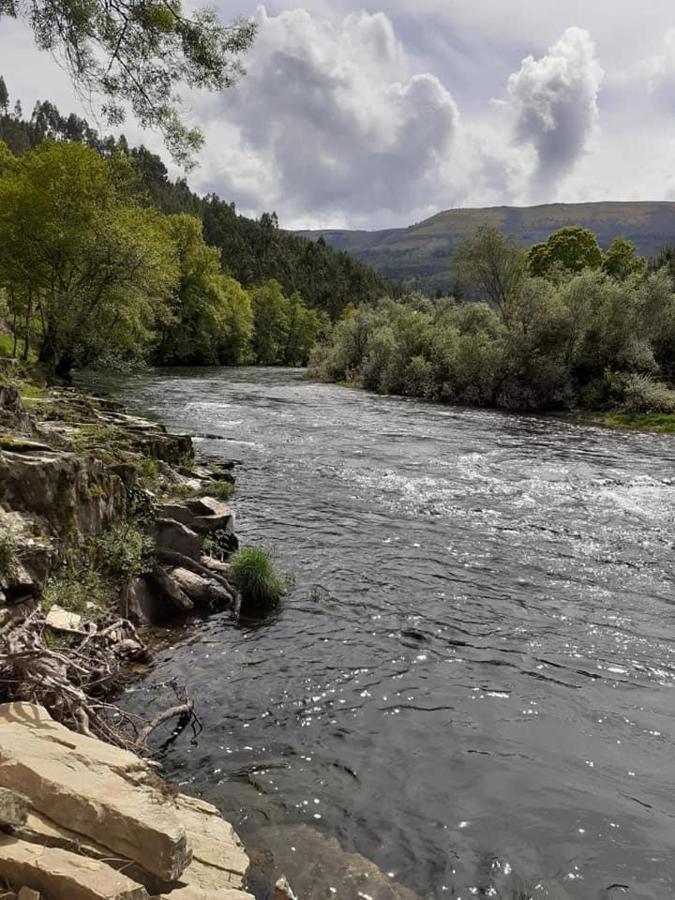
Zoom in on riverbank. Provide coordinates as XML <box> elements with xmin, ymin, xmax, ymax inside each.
<box><xmin>0</xmin><ymin>370</ymin><xmax>262</xmax><ymax>898</ymax></box>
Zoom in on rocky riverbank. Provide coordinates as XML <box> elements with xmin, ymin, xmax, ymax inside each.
<box><xmin>0</xmin><ymin>376</ymin><xmax>262</xmax><ymax>898</ymax></box>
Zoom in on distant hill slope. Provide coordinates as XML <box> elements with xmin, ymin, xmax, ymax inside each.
<box><xmin>298</xmin><ymin>202</ymin><xmax>675</xmax><ymax>294</ymax></box>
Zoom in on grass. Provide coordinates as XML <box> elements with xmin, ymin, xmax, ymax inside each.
<box><xmin>204</xmin><ymin>479</ymin><xmax>235</xmax><ymax>502</ymax></box>
<box><xmin>228</xmin><ymin>547</ymin><xmax>287</xmax><ymax>615</ymax></box>
<box><xmin>42</xmin><ymin>565</ymin><xmax>110</xmax><ymax>615</ymax></box>
<box><xmin>603</xmin><ymin>412</ymin><xmax>675</xmax><ymax>433</ymax></box>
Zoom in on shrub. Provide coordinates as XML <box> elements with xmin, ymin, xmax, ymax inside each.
<box><xmin>228</xmin><ymin>547</ymin><xmax>287</xmax><ymax>616</ymax></box>
<box><xmin>205</xmin><ymin>479</ymin><xmax>234</xmax><ymax>502</ymax></box>
<box><xmin>615</xmin><ymin>373</ymin><xmax>675</xmax><ymax>414</ymax></box>
<box><xmin>92</xmin><ymin>525</ymin><xmax>155</xmax><ymax>580</ymax></box>
<box><xmin>0</xmin><ymin>524</ymin><xmax>17</xmax><ymax>580</ymax></box>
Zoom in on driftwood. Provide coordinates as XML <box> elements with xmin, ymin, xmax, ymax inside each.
<box><xmin>0</xmin><ymin>607</ymin><xmax>199</xmax><ymax>753</ymax></box>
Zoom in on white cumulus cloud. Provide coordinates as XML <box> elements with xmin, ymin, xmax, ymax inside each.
<box><xmin>506</xmin><ymin>27</ymin><xmax>604</xmax><ymax>200</ymax></box>
<box><xmin>192</xmin><ymin>6</ymin><xmax>460</xmax><ymax>226</ymax></box>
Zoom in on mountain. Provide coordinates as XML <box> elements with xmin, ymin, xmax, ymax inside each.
<box><xmin>298</xmin><ymin>202</ymin><xmax>675</xmax><ymax>294</ymax></box>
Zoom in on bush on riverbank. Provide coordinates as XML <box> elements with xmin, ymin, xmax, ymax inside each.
<box><xmin>311</xmin><ymin>261</ymin><xmax>675</xmax><ymax>415</ymax></box>
<box><xmin>228</xmin><ymin>547</ymin><xmax>287</xmax><ymax>616</ymax></box>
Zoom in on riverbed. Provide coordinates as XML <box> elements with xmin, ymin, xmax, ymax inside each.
<box><xmin>103</xmin><ymin>367</ymin><xmax>674</xmax><ymax>899</ymax></box>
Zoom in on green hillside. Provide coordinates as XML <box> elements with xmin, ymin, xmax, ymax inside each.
<box><xmin>298</xmin><ymin>202</ymin><xmax>675</xmax><ymax>293</ymax></box>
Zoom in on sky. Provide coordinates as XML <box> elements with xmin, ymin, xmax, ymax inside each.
<box><xmin>2</xmin><ymin>1</ymin><xmax>675</xmax><ymax>229</ymax></box>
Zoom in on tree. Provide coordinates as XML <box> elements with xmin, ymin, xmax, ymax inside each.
<box><xmin>0</xmin><ymin>1</ymin><xmax>256</xmax><ymax>165</ymax></box>
<box><xmin>0</xmin><ymin>77</ymin><xmax>8</xmax><ymax>114</ymax></box>
<box><xmin>250</xmin><ymin>280</ymin><xmax>289</xmax><ymax>365</ymax></box>
<box><xmin>454</xmin><ymin>226</ymin><xmax>527</xmax><ymax>317</ymax></box>
<box><xmin>528</xmin><ymin>226</ymin><xmax>603</xmax><ymax>276</ymax></box>
<box><xmin>603</xmin><ymin>237</ymin><xmax>646</xmax><ymax>280</ymax></box>
<box><xmin>0</xmin><ymin>141</ymin><xmax>177</xmax><ymax>377</ymax></box>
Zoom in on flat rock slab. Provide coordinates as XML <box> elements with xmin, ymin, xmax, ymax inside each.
<box><xmin>174</xmin><ymin>794</ymin><xmax>249</xmax><ymax>890</ymax></box>
<box><xmin>45</xmin><ymin>605</ymin><xmax>83</xmax><ymax>632</ymax></box>
<box><xmin>0</xmin><ymin>835</ymin><xmax>148</xmax><ymax>900</ymax></box>
<box><xmin>156</xmin><ymin>889</ymin><xmax>254</xmax><ymax>900</ymax></box>
<box><xmin>0</xmin><ymin>703</ymin><xmax>190</xmax><ymax>882</ymax></box>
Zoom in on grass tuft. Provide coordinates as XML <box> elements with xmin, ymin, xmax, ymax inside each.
<box><xmin>228</xmin><ymin>547</ymin><xmax>287</xmax><ymax>616</ymax></box>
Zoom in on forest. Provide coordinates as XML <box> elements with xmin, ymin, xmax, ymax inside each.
<box><xmin>1</xmin><ymin>79</ymin><xmax>674</xmax><ymax>423</ymax></box>
<box><xmin>0</xmin><ymin>80</ymin><xmax>391</xmax><ymax>377</ymax></box>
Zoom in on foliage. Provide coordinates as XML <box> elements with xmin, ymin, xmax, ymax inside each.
<box><xmin>0</xmin><ymin>0</ymin><xmax>256</xmax><ymax>165</ymax></box>
<box><xmin>0</xmin><ymin>522</ymin><xmax>17</xmax><ymax>579</ymax></box>
<box><xmin>313</xmin><ymin>246</ymin><xmax>675</xmax><ymax>414</ymax></box>
<box><xmin>603</xmin><ymin>238</ymin><xmax>646</xmax><ymax>280</ymax></box>
<box><xmin>228</xmin><ymin>547</ymin><xmax>287</xmax><ymax>615</ymax></box>
<box><xmin>0</xmin><ymin>141</ymin><xmax>178</xmax><ymax>377</ymax></box>
<box><xmin>42</xmin><ymin>564</ymin><xmax>109</xmax><ymax>614</ymax></box>
<box><xmin>92</xmin><ymin>525</ymin><xmax>155</xmax><ymax>580</ymax></box>
<box><xmin>454</xmin><ymin>225</ymin><xmax>527</xmax><ymax>316</ymax></box>
<box><xmin>204</xmin><ymin>480</ymin><xmax>235</xmax><ymax>502</ymax></box>
<box><xmin>528</xmin><ymin>226</ymin><xmax>604</xmax><ymax>277</ymax></box>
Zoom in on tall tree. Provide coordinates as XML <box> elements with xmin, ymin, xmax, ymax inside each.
<box><xmin>454</xmin><ymin>225</ymin><xmax>527</xmax><ymax>317</ymax></box>
<box><xmin>0</xmin><ymin>140</ymin><xmax>177</xmax><ymax>376</ymax></box>
<box><xmin>0</xmin><ymin>1</ymin><xmax>256</xmax><ymax>165</ymax></box>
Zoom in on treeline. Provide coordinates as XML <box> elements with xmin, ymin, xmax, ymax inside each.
<box><xmin>312</xmin><ymin>226</ymin><xmax>675</xmax><ymax>414</ymax></box>
<box><xmin>0</xmin><ymin>140</ymin><xmax>322</xmax><ymax>377</ymax></box>
<box><xmin>0</xmin><ymin>79</ymin><xmax>393</xmax><ymax>321</ymax></box>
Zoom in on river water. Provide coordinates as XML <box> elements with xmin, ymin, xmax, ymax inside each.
<box><xmin>103</xmin><ymin>367</ymin><xmax>674</xmax><ymax>899</ymax></box>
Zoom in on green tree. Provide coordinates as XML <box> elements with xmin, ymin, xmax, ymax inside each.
<box><xmin>250</xmin><ymin>280</ymin><xmax>290</xmax><ymax>365</ymax></box>
<box><xmin>603</xmin><ymin>237</ymin><xmax>646</xmax><ymax>280</ymax></box>
<box><xmin>0</xmin><ymin>77</ymin><xmax>8</xmax><ymax>115</ymax></box>
<box><xmin>0</xmin><ymin>141</ymin><xmax>177</xmax><ymax>377</ymax></box>
<box><xmin>528</xmin><ymin>226</ymin><xmax>603</xmax><ymax>276</ymax></box>
<box><xmin>454</xmin><ymin>226</ymin><xmax>527</xmax><ymax>317</ymax></box>
<box><xmin>0</xmin><ymin>2</ymin><xmax>256</xmax><ymax>165</ymax></box>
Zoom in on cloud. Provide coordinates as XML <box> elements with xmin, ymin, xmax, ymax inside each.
<box><xmin>192</xmin><ymin>6</ymin><xmax>460</xmax><ymax>226</ymax></box>
<box><xmin>506</xmin><ymin>27</ymin><xmax>604</xmax><ymax>199</ymax></box>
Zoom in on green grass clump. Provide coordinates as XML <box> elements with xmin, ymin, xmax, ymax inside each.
<box><xmin>205</xmin><ymin>479</ymin><xmax>235</xmax><ymax>502</ymax></box>
<box><xmin>228</xmin><ymin>547</ymin><xmax>287</xmax><ymax>616</ymax></box>
<box><xmin>0</xmin><ymin>525</ymin><xmax>17</xmax><ymax>580</ymax></box>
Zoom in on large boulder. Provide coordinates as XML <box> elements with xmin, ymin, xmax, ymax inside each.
<box><xmin>154</xmin><ymin>520</ymin><xmax>201</xmax><ymax>562</ymax></box>
<box><xmin>0</xmin><ymin>703</ymin><xmax>190</xmax><ymax>881</ymax></box>
<box><xmin>0</xmin><ymin>447</ymin><xmax>125</xmax><ymax>542</ymax></box>
<box><xmin>0</xmin><ymin>704</ymin><xmax>253</xmax><ymax>898</ymax></box>
<box><xmin>167</xmin><ymin>568</ymin><xmax>233</xmax><ymax>609</ymax></box>
<box><xmin>0</xmin><ymin>836</ymin><xmax>148</xmax><ymax>900</ymax></box>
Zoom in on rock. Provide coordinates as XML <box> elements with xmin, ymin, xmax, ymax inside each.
<box><xmin>0</xmin><ymin>703</ymin><xmax>191</xmax><ymax>881</ymax></box>
<box><xmin>147</xmin><ymin>566</ymin><xmax>193</xmax><ymax>613</ymax></box>
<box><xmin>247</xmin><ymin>825</ymin><xmax>422</xmax><ymax>900</ymax></box>
<box><xmin>173</xmin><ymin>794</ymin><xmax>249</xmax><ymax>891</ymax></box>
<box><xmin>18</xmin><ymin>888</ymin><xmax>40</xmax><ymax>900</ymax></box>
<box><xmin>0</xmin><ymin>836</ymin><xmax>148</xmax><ymax>900</ymax></box>
<box><xmin>0</xmin><ymin>787</ymin><xmax>28</xmax><ymax>827</ymax></box>
<box><xmin>200</xmin><ymin>557</ymin><xmax>231</xmax><ymax>576</ymax></box>
<box><xmin>45</xmin><ymin>605</ymin><xmax>83</xmax><ymax>632</ymax></box>
<box><xmin>155</xmin><ymin>888</ymin><xmax>253</xmax><ymax>900</ymax></box>
<box><xmin>274</xmin><ymin>876</ymin><xmax>298</xmax><ymax>900</ymax></box>
<box><xmin>168</xmin><ymin>568</ymin><xmax>233</xmax><ymax>609</ymax></box>
<box><xmin>156</xmin><ymin>504</ymin><xmax>195</xmax><ymax>529</ymax></box>
<box><xmin>185</xmin><ymin>498</ymin><xmax>235</xmax><ymax>534</ymax></box>
<box><xmin>0</xmin><ymin>448</ymin><xmax>125</xmax><ymax>541</ymax></box>
<box><xmin>0</xmin><ymin>385</ymin><xmax>23</xmax><ymax>419</ymax></box>
<box><xmin>122</xmin><ymin>576</ymin><xmax>168</xmax><ymax>626</ymax></box>
<box><xmin>154</xmin><ymin>520</ymin><xmax>201</xmax><ymax>562</ymax></box>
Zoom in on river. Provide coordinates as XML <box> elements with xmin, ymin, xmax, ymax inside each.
<box><xmin>101</xmin><ymin>367</ymin><xmax>674</xmax><ymax>899</ymax></box>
